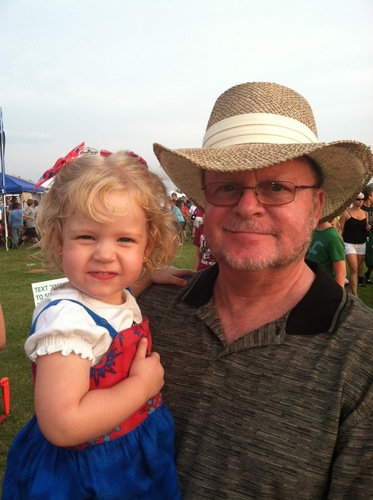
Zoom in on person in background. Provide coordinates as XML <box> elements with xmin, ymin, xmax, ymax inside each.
<box><xmin>8</xmin><ymin>202</ymin><xmax>24</xmax><ymax>249</ymax></box>
<box><xmin>361</xmin><ymin>184</ymin><xmax>373</xmax><ymax>284</ymax></box>
<box><xmin>193</xmin><ymin>223</ymin><xmax>217</xmax><ymax>271</ymax></box>
<box><xmin>0</xmin><ymin>209</ymin><xmax>5</xmax><ymax>245</ymax></box>
<box><xmin>0</xmin><ymin>303</ymin><xmax>6</xmax><ymax>350</ymax></box>
<box><xmin>339</xmin><ymin>192</ymin><xmax>371</xmax><ymax>295</ymax></box>
<box><xmin>176</xmin><ymin>198</ymin><xmax>189</xmax><ymax>240</ymax></box>
<box><xmin>33</xmin><ymin>199</ymin><xmax>40</xmax><ymax>218</ymax></box>
<box><xmin>170</xmin><ymin>198</ymin><xmax>185</xmax><ymax>246</ymax></box>
<box><xmin>306</xmin><ymin>219</ymin><xmax>346</xmax><ymax>287</ymax></box>
<box><xmin>22</xmin><ymin>198</ymin><xmax>39</xmax><ymax>245</ymax></box>
<box><xmin>138</xmin><ymin>81</ymin><xmax>373</xmax><ymax>498</ymax></box>
<box><xmin>187</xmin><ymin>202</ymin><xmax>196</xmax><ymax>235</ymax></box>
<box><xmin>2</xmin><ymin>150</ymin><xmax>181</xmax><ymax>499</ymax></box>
<box><xmin>10</xmin><ymin>196</ymin><xmax>18</xmax><ymax>210</ymax></box>
<box><xmin>191</xmin><ymin>206</ymin><xmax>204</xmax><ymax>238</ymax></box>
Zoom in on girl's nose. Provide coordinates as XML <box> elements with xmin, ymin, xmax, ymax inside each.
<box><xmin>93</xmin><ymin>241</ymin><xmax>116</xmax><ymax>261</ymax></box>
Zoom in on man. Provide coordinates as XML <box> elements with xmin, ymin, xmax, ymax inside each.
<box><xmin>362</xmin><ymin>184</ymin><xmax>373</xmax><ymax>283</ymax></box>
<box><xmin>23</xmin><ymin>198</ymin><xmax>39</xmax><ymax>244</ymax></box>
<box><xmin>8</xmin><ymin>202</ymin><xmax>24</xmax><ymax>249</ymax></box>
<box><xmin>138</xmin><ymin>82</ymin><xmax>373</xmax><ymax>498</ymax></box>
<box><xmin>306</xmin><ymin>219</ymin><xmax>346</xmax><ymax>287</ymax></box>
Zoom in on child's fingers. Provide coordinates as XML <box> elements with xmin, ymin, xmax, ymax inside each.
<box><xmin>134</xmin><ymin>337</ymin><xmax>148</xmax><ymax>359</ymax></box>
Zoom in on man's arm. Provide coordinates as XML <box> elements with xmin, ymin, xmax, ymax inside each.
<box><xmin>332</xmin><ymin>260</ymin><xmax>346</xmax><ymax>288</ymax></box>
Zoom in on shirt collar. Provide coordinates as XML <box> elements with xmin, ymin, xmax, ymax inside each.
<box><xmin>181</xmin><ymin>261</ymin><xmax>345</xmax><ymax>335</ymax></box>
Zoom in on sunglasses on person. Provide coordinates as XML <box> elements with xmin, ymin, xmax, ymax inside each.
<box><xmin>356</xmin><ymin>198</ymin><xmax>364</xmax><ymax>201</ymax></box>
<box><xmin>202</xmin><ymin>181</ymin><xmax>319</xmax><ymax>207</ymax></box>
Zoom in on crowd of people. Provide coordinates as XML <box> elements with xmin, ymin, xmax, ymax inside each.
<box><xmin>2</xmin><ymin>81</ymin><xmax>373</xmax><ymax>498</ymax></box>
<box><xmin>1</xmin><ymin>196</ymin><xmax>40</xmax><ymax>248</ymax></box>
<box><xmin>307</xmin><ymin>185</ymin><xmax>373</xmax><ymax>296</ymax></box>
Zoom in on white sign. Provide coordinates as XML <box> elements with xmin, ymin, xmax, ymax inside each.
<box><xmin>31</xmin><ymin>277</ymin><xmax>68</xmax><ymax>306</ymax></box>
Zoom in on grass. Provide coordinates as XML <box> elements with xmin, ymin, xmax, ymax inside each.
<box><xmin>1</xmin><ymin>237</ymin><xmax>372</xmax><ymax>486</ymax></box>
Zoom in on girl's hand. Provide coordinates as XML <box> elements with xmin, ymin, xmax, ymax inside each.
<box><xmin>129</xmin><ymin>337</ymin><xmax>164</xmax><ymax>400</ymax></box>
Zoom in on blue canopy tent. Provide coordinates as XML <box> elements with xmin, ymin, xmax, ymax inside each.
<box><xmin>2</xmin><ymin>174</ymin><xmax>45</xmax><ymax>194</ymax></box>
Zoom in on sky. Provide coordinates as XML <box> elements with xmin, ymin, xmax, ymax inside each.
<box><xmin>1</xmin><ymin>0</ymin><xmax>372</xmax><ymax>189</ymax></box>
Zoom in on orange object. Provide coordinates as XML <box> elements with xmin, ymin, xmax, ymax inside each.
<box><xmin>0</xmin><ymin>377</ymin><xmax>10</xmax><ymax>423</ymax></box>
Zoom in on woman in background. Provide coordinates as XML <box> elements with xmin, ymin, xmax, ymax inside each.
<box><xmin>339</xmin><ymin>192</ymin><xmax>371</xmax><ymax>295</ymax></box>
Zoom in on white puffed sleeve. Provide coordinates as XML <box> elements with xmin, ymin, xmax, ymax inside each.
<box><xmin>25</xmin><ymin>300</ymin><xmax>113</xmax><ymax>366</ymax></box>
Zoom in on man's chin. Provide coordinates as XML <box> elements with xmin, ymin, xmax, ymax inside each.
<box><xmin>217</xmin><ymin>252</ymin><xmax>303</xmax><ymax>271</ymax></box>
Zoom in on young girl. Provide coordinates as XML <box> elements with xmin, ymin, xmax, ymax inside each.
<box><xmin>2</xmin><ymin>150</ymin><xmax>181</xmax><ymax>499</ymax></box>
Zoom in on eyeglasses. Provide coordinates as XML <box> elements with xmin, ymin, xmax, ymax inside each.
<box><xmin>356</xmin><ymin>198</ymin><xmax>364</xmax><ymax>201</ymax></box>
<box><xmin>202</xmin><ymin>181</ymin><xmax>319</xmax><ymax>207</ymax></box>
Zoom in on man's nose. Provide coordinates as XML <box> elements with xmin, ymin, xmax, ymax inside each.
<box><xmin>235</xmin><ymin>187</ymin><xmax>264</xmax><ymax>214</ymax></box>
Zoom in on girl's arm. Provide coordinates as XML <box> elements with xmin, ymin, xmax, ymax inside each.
<box><xmin>332</xmin><ymin>260</ymin><xmax>347</xmax><ymax>288</ymax></box>
<box><xmin>34</xmin><ymin>337</ymin><xmax>163</xmax><ymax>446</ymax></box>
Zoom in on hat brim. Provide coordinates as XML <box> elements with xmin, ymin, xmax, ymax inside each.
<box><xmin>154</xmin><ymin>141</ymin><xmax>373</xmax><ymax>222</ymax></box>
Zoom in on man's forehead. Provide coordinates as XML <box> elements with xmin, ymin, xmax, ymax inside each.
<box><xmin>204</xmin><ymin>159</ymin><xmax>315</xmax><ymax>181</ymax></box>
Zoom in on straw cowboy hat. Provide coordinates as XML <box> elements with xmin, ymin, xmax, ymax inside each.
<box><xmin>154</xmin><ymin>82</ymin><xmax>373</xmax><ymax>221</ymax></box>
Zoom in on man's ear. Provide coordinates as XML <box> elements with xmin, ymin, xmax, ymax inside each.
<box><xmin>313</xmin><ymin>189</ymin><xmax>325</xmax><ymax>228</ymax></box>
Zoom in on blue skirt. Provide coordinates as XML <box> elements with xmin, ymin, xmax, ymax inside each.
<box><xmin>2</xmin><ymin>404</ymin><xmax>181</xmax><ymax>500</ymax></box>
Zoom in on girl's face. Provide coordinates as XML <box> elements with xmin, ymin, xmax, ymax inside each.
<box><xmin>60</xmin><ymin>192</ymin><xmax>149</xmax><ymax>305</ymax></box>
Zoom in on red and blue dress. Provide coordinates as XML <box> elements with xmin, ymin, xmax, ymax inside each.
<box><xmin>2</xmin><ymin>288</ymin><xmax>180</xmax><ymax>499</ymax></box>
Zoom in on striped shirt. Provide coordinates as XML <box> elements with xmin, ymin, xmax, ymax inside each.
<box><xmin>138</xmin><ymin>262</ymin><xmax>373</xmax><ymax>499</ymax></box>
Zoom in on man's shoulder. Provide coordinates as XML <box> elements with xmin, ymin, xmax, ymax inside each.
<box><xmin>138</xmin><ymin>271</ymin><xmax>203</xmax><ymax>312</ymax></box>
<box><xmin>140</xmin><ymin>277</ymin><xmax>193</xmax><ymax>303</ymax></box>
<box><xmin>339</xmin><ymin>294</ymin><xmax>373</xmax><ymax>341</ymax></box>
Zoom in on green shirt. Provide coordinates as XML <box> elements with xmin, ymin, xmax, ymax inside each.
<box><xmin>139</xmin><ymin>263</ymin><xmax>373</xmax><ymax>499</ymax></box>
<box><xmin>306</xmin><ymin>227</ymin><xmax>345</xmax><ymax>277</ymax></box>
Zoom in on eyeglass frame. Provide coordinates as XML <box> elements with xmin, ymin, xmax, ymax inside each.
<box><xmin>201</xmin><ymin>180</ymin><xmax>321</xmax><ymax>207</ymax></box>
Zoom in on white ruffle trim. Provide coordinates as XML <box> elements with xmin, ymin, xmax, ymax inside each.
<box><xmin>28</xmin><ymin>334</ymin><xmax>95</xmax><ymax>364</ymax></box>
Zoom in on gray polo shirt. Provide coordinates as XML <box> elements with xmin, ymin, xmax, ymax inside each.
<box><xmin>138</xmin><ymin>262</ymin><xmax>373</xmax><ymax>499</ymax></box>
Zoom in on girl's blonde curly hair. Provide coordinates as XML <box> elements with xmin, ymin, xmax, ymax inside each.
<box><xmin>36</xmin><ymin>151</ymin><xmax>178</xmax><ymax>274</ymax></box>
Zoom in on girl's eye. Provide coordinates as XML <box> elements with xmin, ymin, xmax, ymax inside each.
<box><xmin>78</xmin><ymin>235</ymin><xmax>94</xmax><ymax>240</ymax></box>
<box><xmin>119</xmin><ymin>237</ymin><xmax>132</xmax><ymax>243</ymax></box>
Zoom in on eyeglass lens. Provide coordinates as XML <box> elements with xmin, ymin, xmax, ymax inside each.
<box><xmin>204</xmin><ymin>181</ymin><xmax>297</xmax><ymax>206</ymax></box>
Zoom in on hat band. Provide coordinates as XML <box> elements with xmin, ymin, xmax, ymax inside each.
<box><xmin>202</xmin><ymin>113</ymin><xmax>319</xmax><ymax>148</ymax></box>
